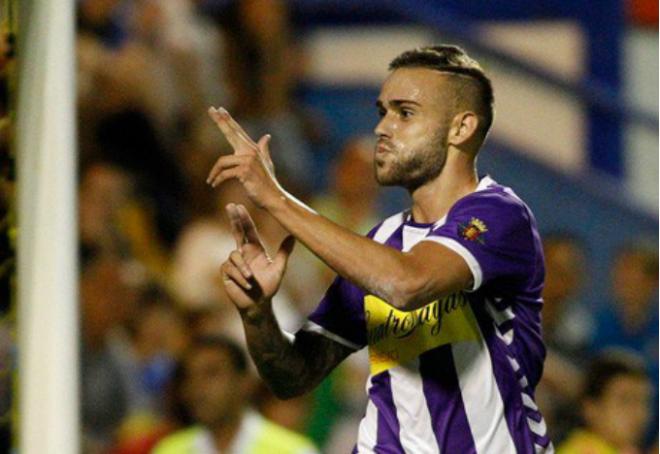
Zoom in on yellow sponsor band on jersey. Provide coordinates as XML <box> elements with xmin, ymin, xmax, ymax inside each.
<box><xmin>364</xmin><ymin>293</ymin><xmax>481</xmax><ymax>375</ymax></box>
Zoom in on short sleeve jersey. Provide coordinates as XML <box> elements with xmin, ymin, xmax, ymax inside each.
<box><xmin>302</xmin><ymin>176</ymin><xmax>552</xmax><ymax>454</ymax></box>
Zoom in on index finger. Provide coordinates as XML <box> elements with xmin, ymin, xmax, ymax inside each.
<box><xmin>236</xmin><ymin>204</ymin><xmax>264</xmax><ymax>247</ymax></box>
<box><xmin>209</xmin><ymin>107</ymin><xmax>256</xmax><ymax>153</ymax></box>
<box><xmin>220</xmin><ymin>108</ymin><xmax>257</xmax><ymax>148</ymax></box>
<box><xmin>209</xmin><ymin>108</ymin><xmax>241</xmax><ymax>151</ymax></box>
<box><xmin>225</xmin><ymin>203</ymin><xmax>246</xmax><ymax>250</ymax></box>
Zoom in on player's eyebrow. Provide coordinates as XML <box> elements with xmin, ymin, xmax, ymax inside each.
<box><xmin>376</xmin><ymin>99</ymin><xmax>421</xmax><ymax>109</ymax></box>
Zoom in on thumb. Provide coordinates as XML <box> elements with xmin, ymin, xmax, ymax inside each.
<box><xmin>273</xmin><ymin>235</ymin><xmax>295</xmax><ymax>270</ymax></box>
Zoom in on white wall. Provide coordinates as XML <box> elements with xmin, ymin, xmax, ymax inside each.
<box><xmin>623</xmin><ymin>28</ymin><xmax>658</xmax><ymax>214</ymax></box>
<box><xmin>479</xmin><ymin>21</ymin><xmax>587</xmax><ymax>173</ymax></box>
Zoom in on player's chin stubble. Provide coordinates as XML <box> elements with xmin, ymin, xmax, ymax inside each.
<box><xmin>374</xmin><ymin>139</ymin><xmax>447</xmax><ymax>190</ymax></box>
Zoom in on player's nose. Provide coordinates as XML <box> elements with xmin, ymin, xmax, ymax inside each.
<box><xmin>374</xmin><ymin>115</ymin><xmax>392</xmax><ymax>139</ymax></box>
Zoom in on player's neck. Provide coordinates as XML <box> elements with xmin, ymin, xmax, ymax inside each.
<box><xmin>409</xmin><ymin>154</ymin><xmax>478</xmax><ymax>224</ymax></box>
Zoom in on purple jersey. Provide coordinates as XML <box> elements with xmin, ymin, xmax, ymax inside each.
<box><xmin>301</xmin><ymin>177</ymin><xmax>552</xmax><ymax>453</ymax></box>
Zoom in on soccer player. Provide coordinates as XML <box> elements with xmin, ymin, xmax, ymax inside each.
<box><xmin>207</xmin><ymin>45</ymin><xmax>551</xmax><ymax>453</ymax></box>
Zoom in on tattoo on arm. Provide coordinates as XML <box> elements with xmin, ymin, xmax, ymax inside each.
<box><xmin>241</xmin><ymin>308</ymin><xmax>353</xmax><ymax>399</ymax></box>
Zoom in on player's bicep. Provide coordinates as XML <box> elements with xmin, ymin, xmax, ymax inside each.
<box><xmin>402</xmin><ymin>240</ymin><xmax>474</xmax><ymax>308</ymax></box>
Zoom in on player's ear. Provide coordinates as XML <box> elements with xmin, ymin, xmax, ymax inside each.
<box><xmin>448</xmin><ymin>111</ymin><xmax>479</xmax><ymax>148</ymax></box>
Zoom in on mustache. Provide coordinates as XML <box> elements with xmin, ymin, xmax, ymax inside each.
<box><xmin>376</xmin><ymin>140</ymin><xmax>394</xmax><ymax>150</ymax></box>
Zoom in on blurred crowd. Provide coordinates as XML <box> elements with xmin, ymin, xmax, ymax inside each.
<box><xmin>37</xmin><ymin>0</ymin><xmax>660</xmax><ymax>452</ymax></box>
<box><xmin>75</xmin><ymin>1</ymin><xmax>370</xmax><ymax>452</ymax></box>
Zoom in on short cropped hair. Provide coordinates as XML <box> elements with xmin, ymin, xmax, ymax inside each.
<box><xmin>582</xmin><ymin>350</ymin><xmax>648</xmax><ymax>401</ymax></box>
<box><xmin>389</xmin><ymin>45</ymin><xmax>494</xmax><ymax>141</ymax></box>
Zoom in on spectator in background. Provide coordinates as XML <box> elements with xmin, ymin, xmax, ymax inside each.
<box><xmin>592</xmin><ymin>242</ymin><xmax>658</xmax><ymax>363</ymax></box>
<box><xmin>125</xmin><ymin>286</ymin><xmax>189</xmax><ymax>413</ymax></box>
<box><xmin>81</xmin><ymin>255</ymin><xmax>141</xmax><ymax>453</ymax></box>
<box><xmin>89</xmin><ymin>104</ymin><xmax>188</xmax><ymax>247</ymax></box>
<box><xmin>109</xmin><ymin>286</ymin><xmax>189</xmax><ymax>454</ymax></box>
<box><xmin>77</xmin><ymin>0</ymin><xmax>195</xmax><ymax>247</ymax></box>
<box><xmin>153</xmin><ymin>336</ymin><xmax>319</xmax><ymax>454</ymax></box>
<box><xmin>558</xmin><ymin>351</ymin><xmax>652</xmax><ymax>454</ymax></box>
<box><xmin>79</xmin><ymin>163</ymin><xmax>134</xmax><ymax>261</ymax></box>
<box><xmin>78</xmin><ymin>163</ymin><xmax>170</xmax><ymax>285</ymax></box>
<box><xmin>78</xmin><ymin>0</ymin><xmax>225</xmax><ymax>134</ymax></box>
<box><xmin>592</xmin><ymin>241</ymin><xmax>659</xmax><ymax>448</ymax></box>
<box><xmin>129</xmin><ymin>0</ymin><xmax>227</xmax><ymax>125</ymax></box>
<box><xmin>536</xmin><ymin>232</ymin><xmax>593</xmax><ymax>442</ymax></box>
<box><xmin>541</xmin><ymin>232</ymin><xmax>593</xmax><ymax>361</ymax></box>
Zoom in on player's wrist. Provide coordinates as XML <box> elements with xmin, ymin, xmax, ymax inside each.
<box><xmin>239</xmin><ymin>300</ymin><xmax>274</xmax><ymax>325</ymax></box>
<box><xmin>263</xmin><ymin>184</ymin><xmax>290</xmax><ymax>215</ymax></box>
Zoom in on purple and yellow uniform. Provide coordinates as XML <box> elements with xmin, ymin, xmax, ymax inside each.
<box><xmin>301</xmin><ymin>176</ymin><xmax>552</xmax><ymax>454</ymax></box>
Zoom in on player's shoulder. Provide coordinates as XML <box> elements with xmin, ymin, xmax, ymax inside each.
<box><xmin>451</xmin><ymin>176</ymin><xmax>532</xmax><ymax>220</ymax></box>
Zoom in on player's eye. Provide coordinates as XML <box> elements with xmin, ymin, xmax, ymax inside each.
<box><xmin>401</xmin><ymin>109</ymin><xmax>414</xmax><ymax>119</ymax></box>
<box><xmin>377</xmin><ymin>108</ymin><xmax>386</xmax><ymax>118</ymax></box>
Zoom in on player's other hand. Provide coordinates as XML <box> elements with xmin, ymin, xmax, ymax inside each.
<box><xmin>220</xmin><ymin>203</ymin><xmax>295</xmax><ymax>314</ymax></box>
<box><xmin>206</xmin><ymin>107</ymin><xmax>281</xmax><ymax>209</ymax></box>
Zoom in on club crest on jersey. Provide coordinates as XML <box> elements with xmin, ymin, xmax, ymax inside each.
<box><xmin>458</xmin><ymin>217</ymin><xmax>488</xmax><ymax>244</ymax></box>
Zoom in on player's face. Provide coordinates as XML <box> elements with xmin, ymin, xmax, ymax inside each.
<box><xmin>182</xmin><ymin>347</ymin><xmax>246</xmax><ymax>427</ymax></box>
<box><xmin>374</xmin><ymin>68</ymin><xmax>455</xmax><ymax>190</ymax></box>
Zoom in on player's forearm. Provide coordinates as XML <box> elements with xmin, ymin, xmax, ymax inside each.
<box><xmin>267</xmin><ymin>193</ymin><xmax>418</xmax><ymax>309</ymax></box>
<box><xmin>239</xmin><ymin>304</ymin><xmax>319</xmax><ymax>399</ymax></box>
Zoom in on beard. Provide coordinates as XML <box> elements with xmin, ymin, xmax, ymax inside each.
<box><xmin>374</xmin><ymin>129</ymin><xmax>448</xmax><ymax>191</ymax></box>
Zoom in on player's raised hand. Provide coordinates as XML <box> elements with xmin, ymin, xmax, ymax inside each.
<box><xmin>220</xmin><ymin>203</ymin><xmax>295</xmax><ymax>311</ymax></box>
<box><xmin>206</xmin><ymin>107</ymin><xmax>282</xmax><ymax>208</ymax></box>
<box><xmin>207</xmin><ymin>107</ymin><xmax>274</xmax><ymax>169</ymax></box>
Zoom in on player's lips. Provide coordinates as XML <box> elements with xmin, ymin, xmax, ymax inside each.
<box><xmin>375</xmin><ymin>142</ymin><xmax>394</xmax><ymax>167</ymax></box>
<box><xmin>376</xmin><ymin>143</ymin><xmax>393</xmax><ymax>154</ymax></box>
